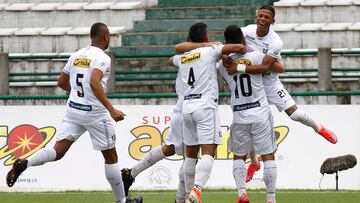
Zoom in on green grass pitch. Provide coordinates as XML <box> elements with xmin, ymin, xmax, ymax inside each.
<box><xmin>1</xmin><ymin>189</ymin><xmax>359</xmax><ymax>203</ymax></box>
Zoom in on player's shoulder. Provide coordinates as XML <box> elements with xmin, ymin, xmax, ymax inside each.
<box><xmin>269</xmin><ymin>28</ymin><xmax>283</xmax><ymax>45</ymax></box>
<box><xmin>241</xmin><ymin>24</ymin><xmax>256</xmax><ymax>33</ymax></box>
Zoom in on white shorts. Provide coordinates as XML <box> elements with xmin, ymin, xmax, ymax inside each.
<box><xmin>182</xmin><ymin>108</ymin><xmax>222</xmax><ymax>146</ymax></box>
<box><xmin>164</xmin><ymin>111</ymin><xmax>184</xmax><ymax>156</ymax></box>
<box><xmin>56</xmin><ymin>115</ymin><xmax>116</xmax><ymax>151</ymax></box>
<box><xmin>266</xmin><ymin>85</ymin><xmax>296</xmax><ymax>112</ymax></box>
<box><xmin>229</xmin><ymin>114</ymin><xmax>277</xmax><ymax>156</ymax></box>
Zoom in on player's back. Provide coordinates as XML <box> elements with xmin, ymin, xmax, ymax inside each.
<box><xmin>174</xmin><ymin>45</ymin><xmax>223</xmax><ymax>114</ymax></box>
<box><xmin>64</xmin><ymin>46</ymin><xmax>111</xmax><ymax>122</ymax></box>
<box><xmin>219</xmin><ymin>51</ymin><xmax>270</xmax><ymax>124</ymax></box>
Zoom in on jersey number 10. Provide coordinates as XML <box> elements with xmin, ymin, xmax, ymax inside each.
<box><xmin>233</xmin><ymin>74</ymin><xmax>252</xmax><ymax>98</ymax></box>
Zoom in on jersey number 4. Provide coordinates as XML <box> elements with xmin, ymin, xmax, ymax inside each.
<box><xmin>187</xmin><ymin>67</ymin><xmax>196</xmax><ymax>88</ymax></box>
<box><xmin>233</xmin><ymin>74</ymin><xmax>252</xmax><ymax>98</ymax></box>
<box><xmin>76</xmin><ymin>73</ymin><xmax>85</xmax><ymax>97</ymax></box>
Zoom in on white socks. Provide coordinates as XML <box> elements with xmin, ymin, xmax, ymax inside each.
<box><xmin>27</xmin><ymin>148</ymin><xmax>56</xmax><ymax>168</ymax></box>
<box><xmin>233</xmin><ymin>159</ymin><xmax>247</xmax><ymax>197</ymax></box>
<box><xmin>289</xmin><ymin>110</ymin><xmax>321</xmax><ymax>132</ymax></box>
<box><xmin>105</xmin><ymin>163</ymin><xmax>126</xmax><ymax>203</ymax></box>
<box><xmin>183</xmin><ymin>157</ymin><xmax>196</xmax><ymax>193</ymax></box>
<box><xmin>176</xmin><ymin>162</ymin><xmax>186</xmax><ymax>203</ymax></box>
<box><xmin>264</xmin><ymin>160</ymin><xmax>277</xmax><ymax>203</ymax></box>
<box><xmin>131</xmin><ymin>147</ymin><xmax>166</xmax><ymax>178</ymax></box>
<box><xmin>194</xmin><ymin>154</ymin><xmax>214</xmax><ymax>190</ymax></box>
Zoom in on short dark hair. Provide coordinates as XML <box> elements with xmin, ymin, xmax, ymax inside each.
<box><xmin>188</xmin><ymin>22</ymin><xmax>208</xmax><ymax>43</ymax></box>
<box><xmin>224</xmin><ymin>25</ymin><xmax>244</xmax><ymax>44</ymax></box>
<box><xmin>90</xmin><ymin>22</ymin><xmax>107</xmax><ymax>38</ymax></box>
<box><xmin>258</xmin><ymin>5</ymin><xmax>275</xmax><ymax>18</ymax></box>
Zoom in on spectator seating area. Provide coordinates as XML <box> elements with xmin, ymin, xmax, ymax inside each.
<box><xmin>1</xmin><ymin>0</ymin><xmax>360</xmax><ymax>105</ymax></box>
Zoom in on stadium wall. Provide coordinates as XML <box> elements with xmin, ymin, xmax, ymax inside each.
<box><xmin>0</xmin><ymin>105</ymin><xmax>359</xmax><ymax>191</ymax></box>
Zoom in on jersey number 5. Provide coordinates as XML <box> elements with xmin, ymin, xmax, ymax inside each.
<box><xmin>76</xmin><ymin>73</ymin><xmax>85</xmax><ymax>97</ymax></box>
<box><xmin>233</xmin><ymin>74</ymin><xmax>252</xmax><ymax>98</ymax></box>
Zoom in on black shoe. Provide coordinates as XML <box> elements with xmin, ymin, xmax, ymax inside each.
<box><xmin>126</xmin><ymin>195</ymin><xmax>143</xmax><ymax>203</ymax></box>
<box><xmin>6</xmin><ymin>159</ymin><xmax>28</xmax><ymax>187</ymax></box>
<box><xmin>121</xmin><ymin>168</ymin><xmax>135</xmax><ymax>197</ymax></box>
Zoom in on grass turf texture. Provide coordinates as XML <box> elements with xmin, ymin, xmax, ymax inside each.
<box><xmin>0</xmin><ymin>190</ymin><xmax>359</xmax><ymax>203</ymax></box>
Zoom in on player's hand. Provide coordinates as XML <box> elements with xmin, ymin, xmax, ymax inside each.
<box><xmin>226</xmin><ymin>63</ymin><xmax>238</xmax><ymax>75</ymax></box>
<box><xmin>110</xmin><ymin>109</ymin><xmax>126</xmax><ymax>122</ymax></box>
<box><xmin>222</xmin><ymin>55</ymin><xmax>233</xmax><ymax>68</ymax></box>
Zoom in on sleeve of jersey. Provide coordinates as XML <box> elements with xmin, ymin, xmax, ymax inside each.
<box><xmin>172</xmin><ymin>55</ymin><xmax>180</xmax><ymax>67</ymax></box>
<box><xmin>93</xmin><ymin>58</ymin><xmax>110</xmax><ymax>75</ymax></box>
<box><xmin>218</xmin><ymin>61</ymin><xmax>231</xmax><ymax>83</ymax></box>
<box><xmin>62</xmin><ymin>55</ymin><xmax>73</xmax><ymax>75</ymax></box>
<box><xmin>267</xmin><ymin>39</ymin><xmax>283</xmax><ymax>60</ymax></box>
<box><xmin>213</xmin><ymin>45</ymin><xmax>225</xmax><ymax>59</ymax></box>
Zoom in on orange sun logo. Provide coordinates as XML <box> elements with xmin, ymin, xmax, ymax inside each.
<box><xmin>0</xmin><ymin>124</ymin><xmax>56</xmax><ymax>166</ymax></box>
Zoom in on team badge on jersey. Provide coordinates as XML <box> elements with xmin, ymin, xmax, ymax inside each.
<box><xmin>233</xmin><ymin>58</ymin><xmax>252</xmax><ymax>66</ymax></box>
<box><xmin>181</xmin><ymin>53</ymin><xmax>201</xmax><ymax>64</ymax></box>
<box><xmin>73</xmin><ymin>57</ymin><xmax>91</xmax><ymax>68</ymax></box>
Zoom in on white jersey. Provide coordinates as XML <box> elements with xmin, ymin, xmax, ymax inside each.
<box><xmin>173</xmin><ymin>45</ymin><xmax>223</xmax><ymax>114</ymax></box>
<box><xmin>219</xmin><ymin>51</ymin><xmax>270</xmax><ymax>124</ymax></box>
<box><xmin>241</xmin><ymin>24</ymin><xmax>283</xmax><ymax>90</ymax></box>
<box><xmin>173</xmin><ymin>71</ymin><xmax>184</xmax><ymax>113</ymax></box>
<box><xmin>63</xmin><ymin>46</ymin><xmax>111</xmax><ymax>120</ymax></box>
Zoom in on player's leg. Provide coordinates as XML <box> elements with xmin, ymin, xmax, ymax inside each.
<box><xmin>262</xmin><ymin>153</ymin><xmax>277</xmax><ymax>203</ymax></box>
<box><xmin>182</xmin><ymin>112</ymin><xmax>198</xmax><ymax>196</ymax></box>
<box><xmin>268</xmin><ymin>86</ymin><xmax>337</xmax><ymax>144</ymax></box>
<box><xmin>252</xmin><ymin>115</ymin><xmax>277</xmax><ymax>203</ymax></box>
<box><xmin>246</xmin><ymin>144</ymin><xmax>261</xmax><ymax>182</ymax></box>
<box><xmin>186</xmin><ymin>108</ymin><xmax>222</xmax><ymax>203</ymax></box>
<box><xmin>6</xmin><ymin>120</ymin><xmax>83</xmax><ymax>187</ymax></box>
<box><xmin>285</xmin><ymin>105</ymin><xmax>337</xmax><ymax>144</ymax></box>
<box><xmin>122</xmin><ymin>111</ymin><xmax>183</xmax><ymax>196</ymax></box>
<box><xmin>176</xmin><ymin>161</ymin><xmax>186</xmax><ymax>203</ymax></box>
<box><xmin>88</xmin><ymin>116</ymin><xmax>142</xmax><ymax>203</ymax></box>
<box><xmin>229</xmin><ymin>123</ymin><xmax>251</xmax><ymax>203</ymax></box>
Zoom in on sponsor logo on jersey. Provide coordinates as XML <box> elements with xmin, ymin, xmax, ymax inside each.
<box><xmin>234</xmin><ymin>58</ymin><xmax>252</xmax><ymax>66</ymax></box>
<box><xmin>0</xmin><ymin>125</ymin><xmax>56</xmax><ymax>166</ymax></box>
<box><xmin>74</xmin><ymin>57</ymin><xmax>91</xmax><ymax>68</ymax></box>
<box><xmin>181</xmin><ymin>53</ymin><xmax>201</xmax><ymax>64</ymax></box>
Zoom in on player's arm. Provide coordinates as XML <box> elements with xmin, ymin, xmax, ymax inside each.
<box><xmin>90</xmin><ymin>69</ymin><xmax>125</xmax><ymax>122</ymax></box>
<box><xmin>227</xmin><ymin>55</ymin><xmax>276</xmax><ymax>75</ymax></box>
<box><xmin>168</xmin><ymin>56</ymin><xmax>175</xmax><ymax>66</ymax></box>
<box><xmin>271</xmin><ymin>61</ymin><xmax>285</xmax><ymax>73</ymax></box>
<box><xmin>221</xmin><ymin>44</ymin><xmax>246</xmax><ymax>55</ymax></box>
<box><xmin>57</xmin><ymin>72</ymin><xmax>70</xmax><ymax>92</ymax></box>
<box><xmin>175</xmin><ymin>41</ymin><xmax>222</xmax><ymax>54</ymax></box>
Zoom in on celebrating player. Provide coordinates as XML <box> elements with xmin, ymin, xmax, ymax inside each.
<box><xmin>6</xmin><ymin>22</ymin><xmax>142</xmax><ymax>203</ymax></box>
<box><xmin>219</xmin><ymin>24</ymin><xmax>277</xmax><ymax>203</ymax></box>
<box><xmin>170</xmin><ymin>22</ymin><xmax>246</xmax><ymax>203</ymax></box>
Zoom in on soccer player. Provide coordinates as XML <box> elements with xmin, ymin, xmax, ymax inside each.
<box><xmin>6</xmin><ymin>22</ymin><xmax>142</xmax><ymax>203</ymax></box>
<box><xmin>219</xmin><ymin>24</ymin><xmax>277</xmax><ymax>203</ymax></box>
<box><xmin>170</xmin><ymin>22</ymin><xmax>246</xmax><ymax>203</ymax></box>
<box><xmin>237</xmin><ymin>5</ymin><xmax>337</xmax><ymax>182</ymax></box>
<box><xmin>121</xmin><ymin>70</ymin><xmax>188</xmax><ymax>203</ymax></box>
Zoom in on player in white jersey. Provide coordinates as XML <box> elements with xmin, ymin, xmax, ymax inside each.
<box><xmin>219</xmin><ymin>25</ymin><xmax>277</xmax><ymax>203</ymax></box>
<box><xmin>235</xmin><ymin>5</ymin><xmax>337</xmax><ymax>182</ymax></box>
<box><xmin>6</xmin><ymin>22</ymin><xmax>142</xmax><ymax>203</ymax></box>
<box><xmin>170</xmin><ymin>23</ymin><xmax>246</xmax><ymax>203</ymax></box>
<box><xmin>121</xmin><ymin>71</ymin><xmax>188</xmax><ymax>202</ymax></box>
